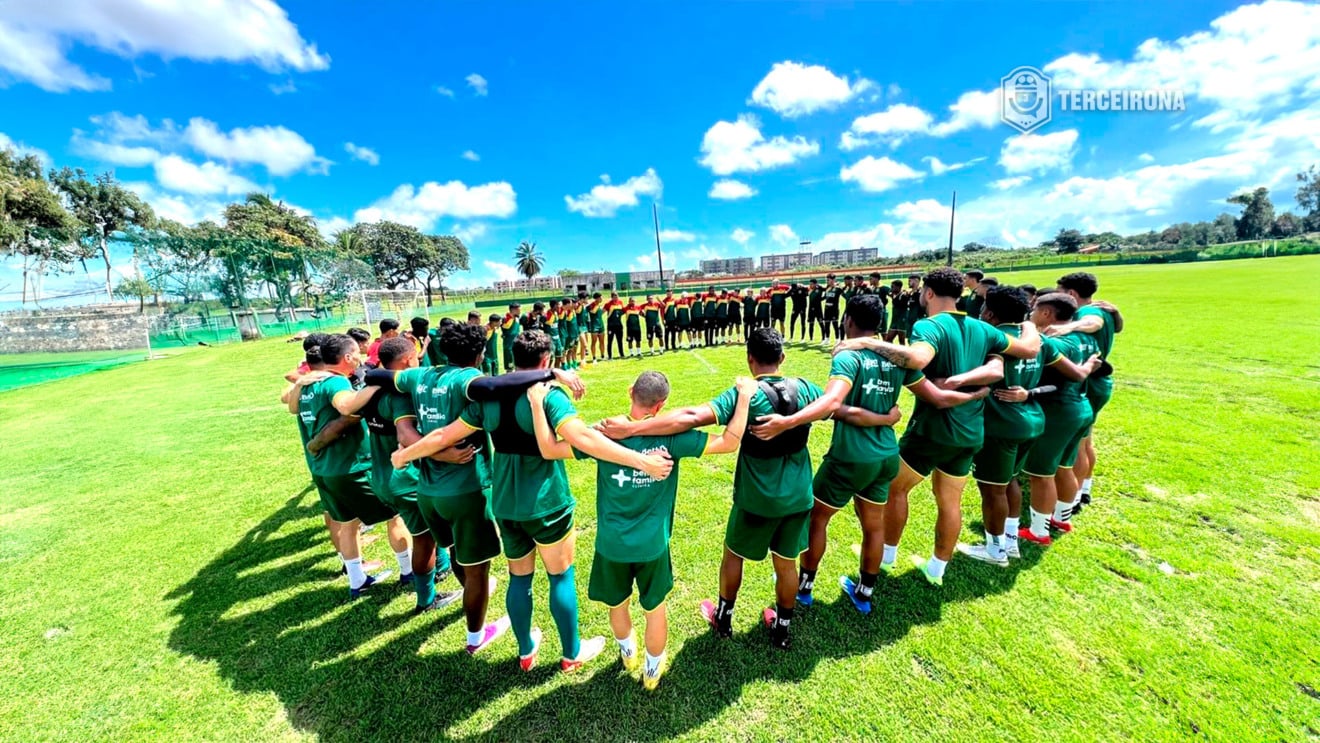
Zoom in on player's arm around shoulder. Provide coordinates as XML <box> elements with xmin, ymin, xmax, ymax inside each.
<box><xmin>704</xmin><ymin>376</ymin><xmax>757</xmax><ymax>454</ymax></box>
<box><xmin>527</xmin><ymin>382</ymin><xmax>574</xmax><ymax>460</ymax></box>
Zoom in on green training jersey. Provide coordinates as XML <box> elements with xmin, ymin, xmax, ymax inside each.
<box><xmin>297</xmin><ymin>374</ymin><xmax>371</xmax><ymax>477</ymax></box>
<box><xmin>484</xmin><ymin>328</ymin><xmax>499</xmax><ymax>365</ymax></box>
<box><xmin>663</xmin><ymin>298</ymin><xmax>677</xmax><ymax>323</ymax></box>
<box><xmin>1040</xmin><ymin>332</ymin><xmax>1099</xmax><ymax>412</ymax></box>
<box><xmin>625</xmin><ymin>306</ymin><xmax>642</xmax><ymax>331</ymax></box>
<box><xmin>576</xmin><ymin>429</ymin><xmax>710</xmax><ymax>563</ymax></box>
<box><xmin>365</xmin><ymin>390</ymin><xmax>421</xmax><ymax>499</ymax></box>
<box><xmin>907</xmin><ymin>311</ymin><xmax>1011</xmax><ymax>448</ymax></box>
<box><xmin>808</xmin><ymin>286</ymin><xmax>823</xmax><ymax>310</ymax></box>
<box><xmin>677</xmin><ymin>300</ymin><xmax>691</xmax><ymax>323</ymax></box>
<box><xmin>644</xmin><ymin>303</ymin><xmax>661</xmax><ymax>327</ymax></box>
<box><xmin>691</xmin><ymin>297</ymin><xmax>705</xmax><ymax>320</ymax></box>
<box><xmin>755</xmin><ymin>297</ymin><xmax>771</xmax><ymax>322</ymax></box>
<box><xmin>425</xmin><ymin>330</ymin><xmax>447</xmax><ymax>367</ymax></box>
<box><xmin>1075</xmin><ymin>303</ymin><xmax>1115</xmax><ymax>397</ymax></box>
<box><xmin>709</xmin><ymin>376</ymin><xmax>823</xmax><ymax>517</ymax></box>
<box><xmin>715</xmin><ymin>298</ymin><xmax>729</xmax><ymax>320</ymax></box>
<box><xmin>741</xmin><ymin>295</ymin><xmax>755</xmax><ymax>318</ymax></box>
<box><xmin>983</xmin><ymin>324</ymin><xmax>1057</xmax><ymax>441</ymax></box>
<box><xmin>396</xmin><ymin>365</ymin><xmax>492</xmax><ymax>498</ymax></box>
<box><xmin>501</xmin><ymin>313</ymin><xmax>521</xmax><ymax>341</ymax></box>
<box><xmin>827</xmin><ymin>349</ymin><xmax>921</xmax><ymax>462</ymax></box>
<box><xmin>822</xmin><ymin>286</ymin><xmax>841</xmax><ymax>311</ymax></box>
<box><xmin>965</xmin><ymin>293</ymin><xmax>984</xmax><ymax>322</ymax></box>
<box><xmin>606</xmin><ymin>301</ymin><xmax>625</xmax><ymax>327</ymax></box>
<box><xmin>563</xmin><ymin>309</ymin><xmax>578</xmax><ymax>336</ymax></box>
<box><xmin>461</xmin><ymin>386</ymin><xmax>578</xmax><ymax>520</ymax></box>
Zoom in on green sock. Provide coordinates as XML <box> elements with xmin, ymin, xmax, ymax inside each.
<box><xmin>547</xmin><ymin>566</ymin><xmax>580</xmax><ymax>660</ymax></box>
<box><xmin>507</xmin><ymin>573</ymin><xmax>536</xmax><ymax>655</ymax></box>
<box><xmin>435</xmin><ymin>546</ymin><xmax>452</xmax><ymax>574</ymax></box>
<box><xmin>414</xmin><ymin>567</ymin><xmax>436</xmax><ymax>608</ymax></box>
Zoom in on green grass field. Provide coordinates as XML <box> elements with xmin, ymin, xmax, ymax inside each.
<box><xmin>2</xmin><ymin>256</ymin><xmax>1318</xmax><ymax>742</ymax></box>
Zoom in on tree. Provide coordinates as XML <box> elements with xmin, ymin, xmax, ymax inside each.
<box><xmin>48</xmin><ymin>167</ymin><xmax>155</xmax><ymax>302</ymax></box>
<box><xmin>557</xmin><ymin>268</ymin><xmax>583</xmax><ymax>278</ymax></box>
<box><xmin>1158</xmin><ymin>226</ymin><xmax>1182</xmax><ymax>245</ymax></box>
<box><xmin>1054</xmin><ymin>228</ymin><xmax>1084</xmax><ymax>254</ymax></box>
<box><xmin>1</xmin><ymin>149</ymin><xmax>78</xmax><ymax>304</ymax></box>
<box><xmin>133</xmin><ymin>219</ymin><xmax>217</xmax><ymax>304</ymax></box>
<box><xmin>350</xmin><ymin>220</ymin><xmax>432</xmax><ymax>289</ymax></box>
<box><xmin>1297</xmin><ymin>165</ymin><xmax>1320</xmax><ymax>231</ymax></box>
<box><xmin>222</xmin><ymin>193</ymin><xmax>327</xmax><ymax>311</ymax></box>
<box><xmin>114</xmin><ymin>275</ymin><xmax>154</xmax><ymax>312</ymax></box>
<box><xmin>1210</xmin><ymin>213</ymin><xmax>1237</xmax><ymax>244</ymax></box>
<box><xmin>422</xmin><ymin>235</ymin><xmax>470</xmax><ymax>305</ymax></box>
<box><xmin>1272</xmin><ymin>212</ymin><xmax>1302</xmax><ymax>238</ymax></box>
<box><xmin>514</xmin><ymin>240</ymin><xmax>544</xmax><ymax>280</ymax></box>
<box><xmin>1228</xmin><ymin>187</ymin><xmax>1275</xmax><ymax>240</ymax></box>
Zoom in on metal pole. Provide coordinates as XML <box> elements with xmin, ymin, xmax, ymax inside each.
<box><xmin>653</xmin><ymin>202</ymin><xmax>666</xmax><ymax>290</ymax></box>
<box><xmin>947</xmin><ymin>191</ymin><xmax>957</xmax><ymax>266</ymax></box>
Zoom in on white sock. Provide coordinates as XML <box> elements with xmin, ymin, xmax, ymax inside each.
<box><xmin>881</xmin><ymin>544</ymin><xmax>898</xmax><ymax>566</ymax></box>
<box><xmin>467</xmin><ymin>629</ymin><xmax>484</xmax><ymax>646</ymax></box>
<box><xmin>1030</xmin><ymin>509</ymin><xmax>1052</xmax><ymax>538</ymax></box>
<box><xmin>926</xmin><ymin>556</ymin><xmax>948</xmax><ymax>579</ymax></box>
<box><xmin>645</xmin><ymin>650</ymin><xmax>664</xmax><ymax>675</ymax></box>
<box><xmin>985</xmin><ymin>531</ymin><xmax>1005</xmax><ymax>558</ymax></box>
<box><xmin>1080</xmin><ymin>477</ymin><xmax>1093</xmax><ymax>496</ymax></box>
<box><xmin>1054</xmin><ymin>500</ymin><xmax>1074</xmax><ymax>522</ymax></box>
<box><xmin>1005</xmin><ymin>517</ymin><xmax>1020</xmax><ymax>537</ymax></box>
<box><xmin>395</xmin><ymin>549</ymin><xmax>412</xmax><ymax>575</ymax></box>
<box><xmin>616</xmin><ymin>633</ymin><xmax>636</xmax><ymax>657</ymax></box>
<box><xmin>344</xmin><ymin>556</ymin><xmax>367</xmax><ymax>588</ymax></box>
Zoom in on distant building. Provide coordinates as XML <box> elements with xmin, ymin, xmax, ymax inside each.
<box><xmin>814</xmin><ymin>247</ymin><xmax>879</xmax><ymax>266</ymax></box>
<box><xmin>700</xmin><ymin>257</ymin><xmax>755</xmax><ymax>275</ymax></box>
<box><xmin>760</xmin><ymin>252</ymin><xmax>813</xmax><ymax>272</ymax></box>
<box><xmin>620</xmin><ymin>270</ymin><xmax>675</xmax><ymax>290</ymax></box>
<box><xmin>493</xmin><ymin>275</ymin><xmax>563</xmax><ymax>293</ymax></box>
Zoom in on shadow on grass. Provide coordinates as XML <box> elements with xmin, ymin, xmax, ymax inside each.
<box><xmin>166</xmin><ymin>486</ymin><xmax>1044</xmax><ymax>742</ymax></box>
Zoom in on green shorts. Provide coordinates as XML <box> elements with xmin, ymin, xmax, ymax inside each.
<box><xmin>899</xmin><ymin>430</ymin><xmax>976</xmax><ymax>479</ymax></box>
<box><xmin>589</xmin><ymin>321</ymin><xmax>604</xmax><ymax>334</ymax></box>
<box><xmin>417</xmin><ymin>490</ymin><xmax>502</xmax><ymax>566</ymax></box>
<box><xmin>1023</xmin><ymin>409</ymin><xmax>1090</xmax><ymax>477</ymax></box>
<box><xmin>315</xmin><ymin>470</ymin><xmax>396</xmax><ymax>526</ymax></box>
<box><xmin>724</xmin><ymin>504</ymin><xmax>809</xmax><ymax>561</ymax></box>
<box><xmin>373</xmin><ymin>476</ymin><xmax>430</xmax><ymax>536</ymax></box>
<box><xmin>813</xmin><ymin>452</ymin><xmax>900</xmax><ymax>509</ymax></box>
<box><xmin>482</xmin><ymin>358</ymin><xmax>500</xmax><ymax>376</ymax></box>
<box><xmin>551</xmin><ymin>337</ymin><xmax>564</xmax><ymax>356</ymax></box>
<box><xmin>973</xmin><ymin>435</ymin><xmax>1037</xmax><ymax>486</ymax></box>
<box><xmin>588</xmin><ymin>549</ymin><xmax>673</xmax><ymax>612</ymax></box>
<box><xmin>1082</xmin><ymin>377</ymin><xmax>1113</xmax><ymax>436</ymax></box>
<box><xmin>498</xmin><ymin>504</ymin><xmax>574</xmax><ymax>559</ymax></box>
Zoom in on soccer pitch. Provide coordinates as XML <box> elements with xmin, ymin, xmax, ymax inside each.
<box><xmin>2</xmin><ymin>256</ymin><xmax>1318</xmax><ymax>742</ymax></box>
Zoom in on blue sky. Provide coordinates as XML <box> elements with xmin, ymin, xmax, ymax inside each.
<box><xmin>2</xmin><ymin>0</ymin><xmax>1319</xmax><ymax>299</ymax></box>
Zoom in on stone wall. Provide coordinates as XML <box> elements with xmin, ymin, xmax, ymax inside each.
<box><xmin>0</xmin><ymin>312</ymin><xmax>150</xmax><ymax>353</ymax></box>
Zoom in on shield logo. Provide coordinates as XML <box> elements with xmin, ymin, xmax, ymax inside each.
<box><xmin>1000</xmin><ymin>66</ymin><xmax>1052</xmax><ymax>134</ymax></box>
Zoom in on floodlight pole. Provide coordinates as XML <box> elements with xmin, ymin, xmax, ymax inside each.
<box><xmin>653</xmin><ymin>202</ymin><xmax>666</xmax><ymax>290</ymax></box>
<box><xmin>947</xmin><ymin>191</ymin><xmax>957</xmax><ymax>266</ymax></box>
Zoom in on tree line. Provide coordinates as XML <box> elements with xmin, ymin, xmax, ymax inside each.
<box><xmin>0</xmin><ymin>148</ymin><xmax>470</xmax><ymax>311</ymax></box>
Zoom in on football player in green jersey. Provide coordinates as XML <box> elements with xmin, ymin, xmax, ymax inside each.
<box><xmin>1018</xmin><ymin>293</ymin><xmax>1102</xmax><ymax>546</ymax></box>
<box><xmin>392</xmin><ymin>331</ymin><xmax>674</xmax><ymax>674</ymax></box>
<box><xmin>833</xmin><ymin>267</ymin><xmax>1040</xmax><ymax>586</ymax></box>
<box><xmin>597</xmin><ymin>328</ymin><xmax>823</xmax><ymax>650</ymax></box>
<box><xmin>528</xmin><ymin>371</ymin><xmax>753</xmax><ymax>689</ymax></box>
<box><xmin>1051</xmin><ymin>272</ymin><xmax>1123</xmax><ymax>512</ymax></box>
<box><xmin>754</xmin><ymin>295</ymin><xmax>986</xmax><ymax>612</ymax></box>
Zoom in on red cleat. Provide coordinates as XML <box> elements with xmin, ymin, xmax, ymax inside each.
<box><xmin>762</xmin><ymin>607</ymin><xmax>777</xmax><ymax>627</ymax></box>
<box><xmin>1018</xmin><ymin>526</ymin><xmax>1053</xmax><ymax>546</ymax></box>
<box><xmin>1049</xmin><ymin>518</ymin><xmax>1073</xmax><ymax>534</ymax></box>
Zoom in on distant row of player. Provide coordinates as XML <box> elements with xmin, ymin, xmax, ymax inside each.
<box><xmin>282</xmin><ymin>267</ymin><xmax>1120</xmax><ymax>691</ymax></box>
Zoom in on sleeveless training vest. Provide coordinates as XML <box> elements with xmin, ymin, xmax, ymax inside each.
<box><xmin>740</xmin><ymin>378</ymin><xmax>811</xmax><ymax>459</ymax></box>
<box><xmin>487</xmin><ymin>395</ymin><xmax>542</xmax><ymax>456</ymax></box>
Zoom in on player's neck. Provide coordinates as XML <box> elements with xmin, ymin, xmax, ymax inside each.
<box><xmin>750</xmin><ymin>365</ymin><xmax>781</xmax><ymax>377</ymax></box>
<box><xmin>626</xmin><ymin>406</ymin><xmax>653</xmax><ymax>421</ymax></box>
<box><xmin>926</xmin><ymin>297</ymin><xmax>957</xmax><ymax>315</ymax></box>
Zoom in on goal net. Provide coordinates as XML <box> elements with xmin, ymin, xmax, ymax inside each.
<box><xmin>355</xmin><ymin>289</ymin><xmax>427</xmax><ymax>326</ymax></box>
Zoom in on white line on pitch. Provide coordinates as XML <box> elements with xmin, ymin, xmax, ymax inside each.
<box><xmin>692</xmin><ymin>352</ymin><xmax>717</xmax><ymax>374</ymax></box>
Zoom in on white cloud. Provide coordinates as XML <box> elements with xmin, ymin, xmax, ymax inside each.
<box><xmin>1138</xmin><ymin>153</ymin><xmax>1155</xmax><ymax>163</ymax></box>
<box><xmin>749</xmin><ymin>60</ymin><xmax>873</xmax><ymax>118</ymax></box>
<box><xmin>354</xmin><ymin>180</ymin><xmax>517</xmax><ymax>231</ymax></box>
<box><xmin>70</xmin><ymin>135</ymin><xmax>160</xmax><ymax>166</ymax></box>
<box><xmin>344</xmin><ymin>142</ymin><xmax>379</xmax><ymax>166</ymax></box>
<box><xmin>924</xmin><ymin>156</ymin><xmax>984</xmax><ymax>175</ymax></box>
<box><xmin>466</xmin><ymin>73</ymin><xmax>488</xmax><ymax>96</ymax></box>
<box><xmin>1044</xmin><ymin>1</ymin><xmax>1320</xmax><ymax>116</ymax></box>
<box><xmin>708</xmin><ymin>178</ymin><xmax>757</xmax><ymax>200</ymax></box>
<box><xmin>461</xmin><ymin>150</ymin><xmax>480</xmax><ymax>161</ymax></box>
<box><xmin>990</xmin><ymin>176</ymin><xmax>1032</xmax><ymax>190</ymax></box>
<box><xmin>840</xmin><ymin>104</ymin><xmax>934</xmax><ymax>149</ymax></box>
<box><xmin>269</xmin><ymin>80</ymin><xmax>297</xmax><ymax>95</ymax></box>
<box><xmin>659</xmin><ymin>229</ymin><xmax>696</xmax><ymax>243</ymax></box>
<box><xmin>318</xmin><ymin>215</ymin><xmax>353</xmax><ymax>241</ymax></box>
<box><xmin>451</xmin><ymin>223</ymin><xmax>487</xmax><ymax>245</ymax></box>
<box><xmin>999</xmin><ymin>130</ymin><xmax>1079</xmax><ymax>174</ymax></box>
<box><xmin>0</xmin><ymin>131</ymin><xmax>52</xmax><ymax>164</ymax></box>
<box><xmin>699</xmin><ymin>114</ymin><xmax>819</xmax><ymax>175</ymax></box>
<box><xmin>564</xmin><ymin>168</ymin><xmax>662</xmax><ymax>218</ymax></box>
<box><xmin>839</xmin><ymin>156</ymin><xmax>923</xmax><ymax>192</ymax></box>
<box><xmin>888</xmin><ymin>198</ymin><xmax>951</xmax><ymax>225</ymax></box>
<box><xmin>0</xmin><ymin>0</ymin><xmax>328</xmax><ymax>92</ymax></box>
<box><xmin>153</xmin><ymin>155</ymin><xmax>259</xmax><ymax>196</ymax></box>
<box><xmin>731</xmin><ymin>228</ymin><xmax>754</xmax><ymax>245</ymax></box>
<box><xmin>184</xmin><ymin>118</ymin><xmax>329</xmax><ymax>176</ymax></box>
<box><xmin>483</xmin><ymin>260</ymin><xmax>520</xmax><ymax>282</ymax></box>
<box><xmin>929</xmin><ymin>90</ymin><xmax>1001</xmax><ymax>137</ymax></box>
<box><xmin>769</xmin><ymin>224</ymin><xmax>799</xmax><ymax>246</ymax></box>
<box><xmin>436</xmin><ymin>85</ymin><xmax>455</xmax><ymax>97</ymax></box>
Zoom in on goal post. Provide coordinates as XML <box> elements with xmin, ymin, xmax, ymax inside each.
<box><xmin>355</xmin><ymin>289</ymin><xmax>428</xmax><ymax>326</ymax></box>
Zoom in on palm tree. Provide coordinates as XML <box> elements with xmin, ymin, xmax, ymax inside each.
<box><xmin>514</xmin><ymin>240</ymin><xmax>544</xmax><ymax>280</ymax></box>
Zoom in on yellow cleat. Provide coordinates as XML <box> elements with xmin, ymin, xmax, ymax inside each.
<box><xmin>641</xmin><ymin>657</ymin><xmax>667</xmax><ymax>691</ymax></box>
<box><xmin>620</xmin><ymin>634</ymin><xmax>641</xmax><ymax>673</ymax></box>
